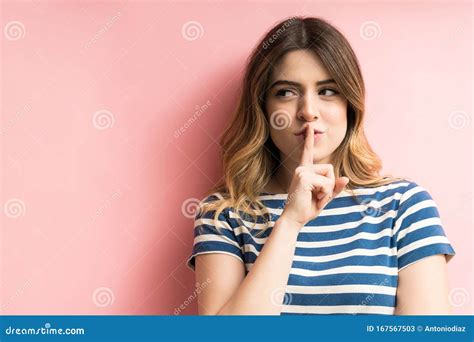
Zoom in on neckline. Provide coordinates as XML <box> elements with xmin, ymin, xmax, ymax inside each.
<box><xmin>259</xmin><ymin>192</ymin><xmax>289</xmax><ymax>196</ymax></box>
<box><xmin>258</xmin><ymin>190</ymin><xmax>349</xmax><ymax>197</ymax></box>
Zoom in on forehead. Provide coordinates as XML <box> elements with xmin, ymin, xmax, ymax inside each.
<box><xmin>270</xmin><ymin>49</ymin><xmax>331</xmax><ymax>83</ymax></box>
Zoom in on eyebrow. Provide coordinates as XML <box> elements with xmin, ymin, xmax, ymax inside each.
<box><xmin>268</xmin><ymin>78</ymin><xmax>336</xmax><ymax>90</ymax></box>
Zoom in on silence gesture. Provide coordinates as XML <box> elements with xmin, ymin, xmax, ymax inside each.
<box><xmin>280</xmin><ymin>125</ymin><xmax>349</xmax><ymax>229</ymax></box>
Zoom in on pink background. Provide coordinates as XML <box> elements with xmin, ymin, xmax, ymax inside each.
<box><xmin>1</xmin><ymin>1</ymin><xmax>472</xmax><ymax>314</ymax></box>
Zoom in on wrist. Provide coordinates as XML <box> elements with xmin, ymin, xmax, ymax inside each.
<box><xmin>276</xmin><ymin>214</ymin><xmax>304</xmax><ymax>235</ymax></box>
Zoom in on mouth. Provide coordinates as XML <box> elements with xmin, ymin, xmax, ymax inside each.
<box><xmin>294</xmin><ymin>128</ymin><xmax>325</xmax><ymax>137</ymax></box>
<box><xmin>295</xmin><ymin>131</ymin><xmax>325</xmax><ymax>143</ymax></box>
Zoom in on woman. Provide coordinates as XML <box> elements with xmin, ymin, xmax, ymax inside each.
<box><xmin>186</xmin><ymin>16</ymin><xmax>455</xmax><ymax>315</ymax></box>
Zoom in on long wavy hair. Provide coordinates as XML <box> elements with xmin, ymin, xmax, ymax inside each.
<box><xmin>196</xmin><ymin>16</ymin><xmax>406</xmax><ymax>234</ymax></box>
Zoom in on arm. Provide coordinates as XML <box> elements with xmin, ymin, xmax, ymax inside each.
<box><xmin>394</xmin><ymin>254</ymin><xmax>452</xmax><ymax>315</ymax></box>
<box><xmin>195</xmin><ymin>216</ymin><xmax>301</xmax><ymax>315</ymax></box>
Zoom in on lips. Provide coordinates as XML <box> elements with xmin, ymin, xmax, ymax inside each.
<box><xmin>296</xmin><ymin>132</ymin><xmax>323</xmax><ymax>142</ymax></box>
<box><xmin>294</xmin><ymin>127</ymin><xmax>325</xmax><ymax>137</ymax></box>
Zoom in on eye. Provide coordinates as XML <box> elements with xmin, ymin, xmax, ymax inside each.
<box><xmin>319</xmin><ymin>88</ymin><xmax>339</xmax><ymax>96</ymax></box>
<box><xmin>275</xmin><ymin>89</ymin><xmax>297</xmax><ymax>98</ymax></box>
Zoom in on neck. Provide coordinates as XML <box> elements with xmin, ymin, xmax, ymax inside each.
<box><xmin>274</xmin><ymin>161</ymin><xmax>296</xmax><ymax>193</ymax></box>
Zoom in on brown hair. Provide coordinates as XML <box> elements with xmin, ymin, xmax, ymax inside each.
<box><xmin>196</xmin><ymin>16</ymin><xmax>407</xmax><ymax>234</ymax></box>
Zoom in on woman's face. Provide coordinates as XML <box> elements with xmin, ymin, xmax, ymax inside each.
<box><xmin>264</xmin><ymin>49</ymin><xmax>348</xmax><ymax>165</ymax></box>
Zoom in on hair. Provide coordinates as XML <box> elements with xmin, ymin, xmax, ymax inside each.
<box><xmin>196</xmin><ymin>16</ymin><xmax>407</xmax><ymax>235</ymax></box>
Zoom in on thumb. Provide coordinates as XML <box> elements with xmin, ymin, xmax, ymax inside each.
<box><xmin>332</xmin><ymin>177</ymin><xmax>349</xmax><ymax>197</ymax></box>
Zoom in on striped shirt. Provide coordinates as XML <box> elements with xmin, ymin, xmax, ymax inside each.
<box><xmin>186</xmin><ymin>179</ymin><xmax>455</xmax><ymax>315</ymax></box>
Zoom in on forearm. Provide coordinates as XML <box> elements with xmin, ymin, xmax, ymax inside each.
<box><xmin>216</xmin><ymin>216</ymin><xmax>301</xmax><ymax>315</ymax></box>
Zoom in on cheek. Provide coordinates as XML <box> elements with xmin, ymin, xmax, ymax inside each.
<box><xmin>325</xmin><ymin>104</ymin><xmax>347</xmax><ymax>128</ymax></box>
<box><xmin>265</xmin><ymin>100</ymin><xmax>290</xmax><ymax>148</ymax></box>
<box><xmin>331</xmin><ymin>114</ymin><xmax>347</xmax><ymax>133</ymax></box>
<box><xmin>324</xmin><ymin>107</ymin><xmax>347</xmax><ymax>143</ymax></box>
<box><xmin>269</xmin><ymin>127</ymin><xmax>290</xmax><ymax>145</ymax></box>
<box><xmin>266</xmin><ymin>101</ymin><xmax>295</xmax><ymax>121</ymax></box>
<box><xmin>268</xmin><ymin>127</ymin><xmax>295</xmax><ymax>156</ymax></box>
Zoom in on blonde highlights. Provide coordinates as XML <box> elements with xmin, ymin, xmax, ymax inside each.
<box><xmin>196</xmin><ymin>16</ymin><xmax>406</xmax><ymax>234</ymax></box>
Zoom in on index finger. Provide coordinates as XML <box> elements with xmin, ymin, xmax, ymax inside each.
<box><xmin>300</xmin><ymin>126</ymin><xmax>314</xmax><ymax>166</ymax></box>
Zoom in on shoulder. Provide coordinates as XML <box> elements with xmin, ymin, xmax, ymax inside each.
<box><xmin>393</xmin><ymin>178</ymin><xmax>437</xmax><ymax>206</ymax></box>
<box><xmin>199</xmin><ymin>192</ymin><xmax>226</xmax><ymax>203</ymax></box>
<box><xmin>350</xmin><ymin>177</ymin><xmax>437</xmax><ymax>212</ymax></box>
<box><xmin>370</xmin><ymin>177</ymin><xmax>431</xmax><ymax>200</ymax></box>
<box><xmin>194</xmin><ymin>192</ymin><xmax>234</xmax><ymax>223</ymax></box>
<box><xmin>346</xmin><ymin>177</ymin><xmax>415</xmax><ymax>201</ymax></box>
<box><xmin>370</xmin><ymin>177</ymin><xmax>438</xmax><ymax>209</ymax></box>
<box><xmin>389</xmin><ymin>178</ymin><xmax>443</xmax><ymax>227</ymax></box>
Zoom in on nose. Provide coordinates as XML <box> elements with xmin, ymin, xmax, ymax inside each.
<box><xmin>297</xmin><ymin>92</ymin><xmax>320</xmax><ymax>121</ymax></box>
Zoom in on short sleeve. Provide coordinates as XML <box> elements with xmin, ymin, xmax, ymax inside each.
<box><xmin>186</xmin><ymin>194</ymin><xmax>244</xmax><ymax>272</ymax></box>
<box><xmin>394</xmin><ymin>182</ymin><xmax>455</xmax><ymax>271</ymax></box>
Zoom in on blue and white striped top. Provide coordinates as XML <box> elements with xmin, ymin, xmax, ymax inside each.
<box><xmin>186</xmin><ymin>179</ymin><xmax>455</xmax><ymax>315</ymax></box>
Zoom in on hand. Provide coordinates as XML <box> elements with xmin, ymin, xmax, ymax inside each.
<box><xmin>280</xmin><ymin>126</ymin><xmax>349</xmax><ymax>229</ymax></box>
